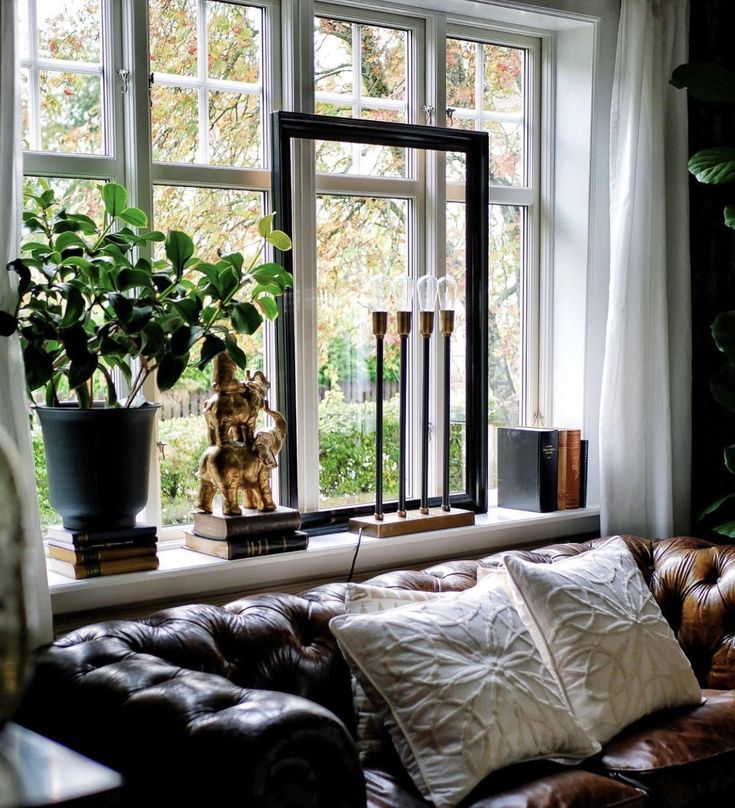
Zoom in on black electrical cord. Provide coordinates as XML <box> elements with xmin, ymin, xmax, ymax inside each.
<box><xmin>347</xmin><ymin>527</ymin><xmax>364</xmax><ymax>583</ymax></box>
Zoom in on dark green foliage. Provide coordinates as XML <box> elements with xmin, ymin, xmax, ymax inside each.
<box><xmin>2</xmin><ymin>182</ymin><xmax>292</xmax><ymax>408</ymax></box>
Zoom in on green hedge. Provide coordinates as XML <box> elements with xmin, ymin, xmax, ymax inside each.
<box><xmin>32</xmin><ymin>396</ymin><xmax>467</xmax><ymax>525</ymax></box>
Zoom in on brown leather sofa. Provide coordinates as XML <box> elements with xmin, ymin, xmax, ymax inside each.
<box><xmin>15</xmin><ymin>535</ymin><xmax>735</xmax><ymax>807</ymax></box>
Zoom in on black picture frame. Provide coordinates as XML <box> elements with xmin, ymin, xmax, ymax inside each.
<box><xmin>271</xmin><ymin>111</ymin><xmax>489</xmax><ymax>532</ymax></box>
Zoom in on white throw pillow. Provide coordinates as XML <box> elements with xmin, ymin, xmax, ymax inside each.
<box><xmin>502</xmin><ymin>536</ymin><xmax>703</xmax><ymax>745</ymax></box>
<box><xmin>330</xmin><ymin>576</ymin><xmax>600</xmax><ymax>808</ymax></box>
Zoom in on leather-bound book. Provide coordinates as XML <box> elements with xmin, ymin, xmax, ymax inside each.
<box><xmin>557</xmin><ymin>429</ymin><xmax>568</xmax><ymax>509</ymax></box>
<box><xmin>565</xmin><ymin>429</ymin><xmax>582</xmax><ymax>509</ymax></box>
<box><xmin>497</xmin><ymin>427</ymin><xmax>559</xmax><ymax>512</ymax></box>
<box><xmin>184</xmin><ymin>530</ymin><xmax>309</xmax><ymax>559</ymax></box>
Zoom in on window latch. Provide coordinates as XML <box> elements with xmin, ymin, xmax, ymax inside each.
<box><xmin>117</xmin><ymin>67</ymin><xmax>130</xmax><ymax>95</ymax></box>
<box><xmin>446</xmin><ymin>107</ymin><xmax>456</xmax><ymax>127</ymax></box>
<box><xmin>422</xmin><ymin>105</ymin><xmax>434</xmax><ymax>125</ymax></box>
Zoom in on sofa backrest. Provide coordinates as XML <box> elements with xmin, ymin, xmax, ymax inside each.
<box><xmin>23</xmin><ymin>535</ymin><xmax>735</xmax><ymax>746</ymax></box>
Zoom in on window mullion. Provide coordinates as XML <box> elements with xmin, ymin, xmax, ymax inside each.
<box><xmin>27</xmin><ymin>0</ymin><xmax>41</xmax><ymax>151</ymax></box>
<box><xmin>198</xmin><ymin>0</ymin><xmax>209</xmax><ymax>165</ymax></box>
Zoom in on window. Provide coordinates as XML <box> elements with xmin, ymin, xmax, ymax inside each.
<box><xmin>25</xmin><ymin>0</ymin><xmax>546</xmax><ymax>532</ymax></box>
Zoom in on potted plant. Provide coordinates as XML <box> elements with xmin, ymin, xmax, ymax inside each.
<box><xmin>671</xmin><ymin>61</ymin><xmax>735</xmax><ymax>535</ymax></box>
<box><xmin>0</xmin><ymin>181</ymin><xmax>292</xmax><ymax>530</ymax></box>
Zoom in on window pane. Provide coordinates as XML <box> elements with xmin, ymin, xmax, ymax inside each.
<box><xmin>153</xmin><ymin>185</ymin><xmax>267</xmax><ymax>525</ymax></box>
<box><xmin>37</xmin><ymin>0</ymin><xmax>101</xmax><ymax>62</ymax></box>
<box><xmin>316</xmin><ymin>195</ymin><xmax>409</xmax><ymax>508</ymax></box>
<box><xmin>446</xmin><ymin>38</ymin><xmax>476</xmax><ymax>110</ymax></box>
<box><xmin>207</xmin><ymin>2</ymin><xmax>261</xmax><ymax>83</ymax></box>
<box><xmin>447</xmin><ymin>37</ymin><xmax>526</xmax><ymax>186</ymax></box>
<box><xmin>447</xmin><ymin>202</ymin><xmax>522</xmax><ymax>490</ymax></box>
<box><xmin>20</xmin><ymin>70</ymin><xmax>30</xmax><ymax>150</ymax></box>
<box><xmin>360</xmin><ymin>25</ymin><xmax>406</xmax><ymax>101</ymax></box>
<box><xmin>483</xmin><ymin>45</ymin><xmax>523</xmax><ymax>114</ymax></box>
<box><xmin>150</xmin><ymin>1</ymin><xmax>264</xmax><ymax>167</ymax></box>
<box><xmin>149</xmin><ymin>0</ymin><xmax>198</xmax><ymax>76</ymax></box>
<box><xmin>151</xmin><ymin>85</ymin><xmax>199</xmax><ymax>163</ymax></box>
<box><xmin>208</xmin><ymin>90</ymin><xmax>260</xmax><ymax>166</ymax></box>
<box><xmin>38</xmin><ymin>70</ymin><xmax>103</xmax><ymax>154</ymax></box>
<box><xmin>314</xmin><ymin>17</ymin><xmax>409</xmax><ymax>178</ymax></box>
<box><xmin>18</xmin><ymin>0</ymin><xmax>30</xmax><ymax>60</ymax></box>
<box><xmin>314</xmin><ymin>18</ymin><xmax>353</xmax><ymax>95</ymax></box>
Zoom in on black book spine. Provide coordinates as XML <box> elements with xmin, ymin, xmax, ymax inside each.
<box><xmin>579</xmin><ymin>439</ymin><xmax>589</xmax><ymax>509</ymax></box>
<box><xmin>538</xmin><ymin>431</ymin><xmax>559</xmax><ymax>512</ymax></box>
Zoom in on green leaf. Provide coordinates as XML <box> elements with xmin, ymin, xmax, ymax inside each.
<box><xmin>712</xmin><ymin>312</ymin><xmax>735</xmax><ymax>359</ymax></box>
<box><xmin>231</xmin><ymin>301</ymin><xmax>263</xmax><ymax>334</ymax></box>
<box><xmin>221</xmin><ymin>252</ymin><xmax>244</xmax><ymax>273</ymax></box>
<box><xmin>141</xmin><ymin>321</ymin><xmax>165</xmax><ymax>356</ymax></box>
<box><xmin>714</xmin><ymin>520</ymin><xmax>735</xmax><ymax>538</ymax></box>
<box><xmin>172</xmin><ymin>296</ymin><xmax>201</xmax><ymax>325</ymax></box>
<box><xmin>108</xmin><ymin>292</ymin><xmax>133</xmax><ymax>323</ymax></box>
<box><xmin>198</xmin><ymin>334</ymin><xmax>227</xmax><ymax>369</ymax></box>
<box><xmin>670</xmin><ymin>62</ymin><xmax>735</xmax><ymax>103</ymax></box>
<box><xmin>710</xmin><ymin>362</ymin><xmax>735</xmax><ymax>412</ymax></box>
<box><xmin>689</xmin><ymin>148</ymin><xmax>735</xmax><ymax>185</ymax></box>
<box><xmin>59</xmin><ymin>256</ymin><xmax>94</xmax><ymax>270</ymax></box>
<box><xmin>725</xmin><ymin>205</ymin><xmax>735</xmax><ymax>230</ymax></box>
<box><xmin>699</xmin><ymin>493</ymin><xmax>735</xmax><ymax>520</ymax></box>
<box><xmin>101</xmin><ymin>182</ymin><xmax>127</xmax><ymax>218</ymax></box>
<box><xmin>726</xmin><ymin>446</ymin><xmax>735</xmax><ymax>476</ymax></box>
<box><xmin>224</xmin><ymin>333</ymin><xmax>247</xmax><ymax>369</ymax></box>
<box><xmin>117</xmin><ymin>268</ymin><xmax>154</xmax><ymax>291</ymax></box>
<box><xmin>156</xmin><ymin>350</ymin><xmax>189</xmax><ymax>391</ymax></box>
<box><xmin>39</xmin><ymin>189</ymin><xmax>55</xmax><ymax>209</ymax></box>
<box><xmin>22</xmin><ymin>345</ymin><xmax>54</xmax><ymax>390</ymax></box>
<box><xmin>68</xmin><ymin>353</ymin><xmax>98</xmax><ymax>389</ymax></box>
<box><xmin>266</xmin><ymin>230</ymin><xmax>292</xmax><ymax>251</ymax></box>
<box><xmin>60</xmin><ymin>287</ymin><xmax>85</xmax><ymax>328</ymax></box>
<box><xmin>0</xmin><ymin>311</ymin><xmax>18</xmax><ymax>336</ymax></box>
<box><xmin>118</xmin><ymin>207</ymin><xmax>148</xmax><ymax>227</ymax></box>
<box><xmin>54</xmin><ymin>231</ymin><xmax>87</xmax><ymax>252</ymax></box>
<box><xmin>60</xmin><ymin>323</ymin><xmax>90</xmax><ymax>361</ymax></box>
<box><xmin>252</xmin><ymin>262</ymin><xmax>293</xmax><ymax>290</ymax></box>
<box><xmin>258</xmin><ymin>295</ymin><xmax>279</xmax><ymax>320</ymax></box>
<box><xmin>171</xmin><ymin>324</ymin><xmax>204</xmax><ymax>355</ymax></box>
<box><xmin>165</xmin><ymin>230</ymin><xmax>195</xmax><ymax>278</ymax></box>
<box><xmin>125</xmin><ymin>306</ymin><xmax>153</xmax><ymax>334</ymax></box>
<box><xmin>258</xmin><ymin>213</ymin><xmax>275</xmax><ymax>237</ymax></box>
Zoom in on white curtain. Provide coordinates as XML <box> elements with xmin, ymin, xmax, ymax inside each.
<box><xmin>600</xmin><ymin>0</ymin><xmax>691</xmax><ymax>538</ymax></box>
<box><xmin>0</xmin><ymin>0</ymin><xmax>53</xmax><ymax>645</ymax></box>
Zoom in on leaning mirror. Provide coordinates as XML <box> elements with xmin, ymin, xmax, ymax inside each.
<box><xmin>270</xmin><ymin>111</ymin><xmax>489</xmax><ymax>532</ymax></box>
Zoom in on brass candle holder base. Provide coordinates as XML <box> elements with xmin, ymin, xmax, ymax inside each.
<box><xmin>348</xmin><ymin>506</ymin><xmax>475</xmax><ymax>538</ymax></box>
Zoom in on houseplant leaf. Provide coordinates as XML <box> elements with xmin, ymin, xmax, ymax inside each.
<box><xmin>712</xmin><ymin>311</ymin><xmax>735</xmax><ymax>360</ymax></box>
<box><xmin>118</xmin><ymin>207</ymin><xmax>148</xmax><ymax>228</ymax></box>
<box><xmin>725</xmin><ymin>205</ymin><xmax>735</xmax><ymax>230</ymax></box>
<box><xmin>688</xmin><ymin>148</ymin><xmax>735</xmax><ymax>185</ymax></box>
<box><xmin>231</xmin><ymin>301</ymin><xmax>263</xmax><ymax>334</ymax></box>
<box><xmin>0</xmin><ymin>311</ymin><xmax>17</xmax><ymax>336</ymax></box>
<box><xmin>156</xmin><ymin>350</ymin><xmax>189</xmax><ymax>391</ymax></box>
<box><xmin>101</xmin><ymin>182</ymin><xmax>128</xmax><ymax>218</ymax></box>
<box><xmin>165</xmin><ymin>230</ymin><xmax>195</xmax><ymax>279</ymax></box>
<box><xmin>710</xmin><ymin>363</ymin><xmax>735</xmax><ymax>413</ymax></box>
<box><xmin>670</xmin><ymin>62</ymin><xmax>735</xmax><ymax>102</ymax></box>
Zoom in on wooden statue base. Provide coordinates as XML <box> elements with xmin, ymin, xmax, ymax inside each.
<box><xmin>348</xmin><ymin>506</ymin><xmax>475</xmax><ymax>538</ymax></box>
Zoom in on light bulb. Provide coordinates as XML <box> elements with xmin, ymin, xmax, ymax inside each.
<box><xmin>367</xmin><ymin>273</ymin><xmax>391</xmax><ymax>313</ymax></box>
<box><xmin>416</xmin><ymin>274</ymin><xmax>437</xmax><ymax>312</ymax></box>
<box><xmin>391</xmin><ymin>275</ymin><xmax>415</xmax><ymax>312</ymax></box>
<box><xmin>438</xmin><ymin>273</ymin><xmax>458</xmax><ymax>311</ymax></box>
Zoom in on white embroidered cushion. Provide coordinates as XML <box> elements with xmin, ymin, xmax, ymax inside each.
<box><xmin>330</xmin><ymin>576</ymin><xmax>600</xmax><ymax>808</ymax></box>
<box><xmin>502</xmin><ymin>536</ymin><xmax>703</xmax><ymax>745</ymax></box>
<box><xmin>343</xmin><ymin>583</ymin><xmax>458</xmax><ymax>761</ymax></box>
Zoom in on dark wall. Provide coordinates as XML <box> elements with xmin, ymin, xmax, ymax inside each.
<box><xmin>689</xmin><ymin>0</ymin><xmax>735</xmax><ymax>536</ymax></box>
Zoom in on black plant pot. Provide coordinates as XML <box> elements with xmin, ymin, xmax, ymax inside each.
<box><xmin>35</xmin><ymin>403</ymin><xmax>160</xmax><ymax>531</ymax></box>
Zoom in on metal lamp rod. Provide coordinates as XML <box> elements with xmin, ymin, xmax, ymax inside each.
<box><xmin>396</xmin><ymin>310</ymin><xmax>412</xmax><ymax>517</ymax></box>
<box><xmin>373</xmin><ymin>312</ymin><xmax>387</xmax><ymax>520</ymax></box>
<box><xmin>440</xmin><ymin>310</ymin><xmax>455</xmax><ymax>512</ymax></box>
<box><xmin>419</xmin><ymin>311</ymin><xmax>434</xmax><ymax>514</ymax></box>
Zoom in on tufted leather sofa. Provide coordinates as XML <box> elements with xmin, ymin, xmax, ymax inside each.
<box><xmin>15</xmin><ymin>535</ymin><xmax>735</xmax><ymax>807</ymax></box>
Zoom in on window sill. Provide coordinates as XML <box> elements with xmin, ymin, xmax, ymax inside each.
<box><xmin>47</xmin><ymin>506</ymin><xmax>601</xmax><ymax>616</ymax></box>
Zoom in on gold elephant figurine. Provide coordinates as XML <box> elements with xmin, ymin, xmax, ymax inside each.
<box><xmin>194</xmin><ymin>440</ymin><xmax>277</xmax><ymax>514</ymax></box>
<box><xmin>203</xmin><ymin>354</ymin><xmax>270</xmax><ymax>446</ymax></box>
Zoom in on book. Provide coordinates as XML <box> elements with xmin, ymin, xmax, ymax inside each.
<box><xmin>47</xmin><ymin>554</ymin><xmax>160</xmax><ymax>579</ymax></box>
<box><xmin>557</xmin><ymin>429</ymin><xmax>568</xmax><ymax>509</ymax></box>
<box><xmin>497</xmin><ymin>427</ymin><xmax>559</xmax><ymax>512</ymax></box>
<box><xmin>44</xmin><ymin>523</ymin><xmax>157</xmax><ymax>548</ymax></box>
<box><xmin>45</xmin><ymin>535</ymin><xmax>158</xmax><ymax>553</ymax></box>
<box><xmin>46</xmin><ymin>541</ymin><xmax>158</xmax><ymax>565</ymax></box>
<box><xmin>565</xmin><ymin>429</ymin><xmax>582</xmax><ymax>509</ymax></box>
<box><xmin>192</xmin><ymin>506</ymin><xmax>301</xmax><ymax>540</ymax></box>
<box><xmin>184</xmin><ymin>530</ymin><xmax>309</xmax><ymax>559</ymax></box>
<box><xmin>579</xmin><ymin>439</ymin><xmax>589</xmax><ymax>508</ymax></box>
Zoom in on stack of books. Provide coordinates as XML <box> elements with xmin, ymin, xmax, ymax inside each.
<box><xmin>497</xmin><ymin>427</ymin><xmax>589</xmax><ymax>513</ymax></box>
<box><xmin>45</xmin><ymin>524</ymin><xmax>159</xmax><ymax>579</ymax></box>
<box><xmin>184</xmin><ymin>506</ymin><xmax>308</xmax><ymax>559</ymax></box>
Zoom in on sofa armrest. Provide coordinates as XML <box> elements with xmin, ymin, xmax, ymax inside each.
<box><xmin>17</xmin><ymin>655</ymin><xmax>365</xmax><ymax>807</ymax></box>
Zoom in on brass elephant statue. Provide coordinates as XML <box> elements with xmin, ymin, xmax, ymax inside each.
<box><xmin>194</xmin><ymin>400</ymin><xmax>287</xmax><ymax>515</ymax></box>
<box><xmin>203</xmin><ymin>354</ymin><xmax>270</xmax><ymax>446</ymax></box>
